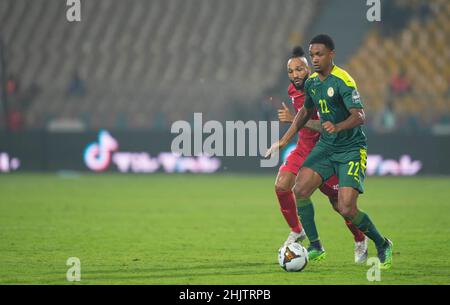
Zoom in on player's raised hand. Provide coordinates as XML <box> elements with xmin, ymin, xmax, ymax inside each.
<box><xmin>278</xmin><ymin>102</ymin><xmax>294</xmax><ymax>123</ymax></box>
<box><xmin>265</xmin><ymin>141</ymin><xmax>283</xmax><ymax>158</ymax></box>
<box><xmin>322</xmin><ymin>121</ymin><xmax>340</xmax><ymax>134</ymax></box>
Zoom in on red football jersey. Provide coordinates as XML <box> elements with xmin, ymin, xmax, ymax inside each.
<box><xmin>287</xmin><ymin>83</ymin><xmax>320</xmax><ymax>149</ymax></box>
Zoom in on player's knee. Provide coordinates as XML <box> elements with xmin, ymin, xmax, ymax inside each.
<box><xmin>293</xmin><ymin>184</ymin><xmax>312</xmax><ymax>200</ymax></box>
<box><xmin>275</xmin><ymin>183</ymin><xmax>289</xmax><ymax>193</ymax></box>
<box><xmin>337</xmin><ymin>204</ymin><xmax>357</xmax><ymax>219</ymax></box>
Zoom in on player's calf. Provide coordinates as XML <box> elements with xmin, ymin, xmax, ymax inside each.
<box><xmin>275</xmin><ymin>171</ymin><xmax>302</xmax><ymax>234</ymax></box>
<box><xmin>331</xmin><ymin>194</ymin><xmax>367</xmax><ymax>263</ymax></box>
<box><xmin>292</xmin><ymin>168</ymin><xmax>325</xmax><ymax>259</ymax></box>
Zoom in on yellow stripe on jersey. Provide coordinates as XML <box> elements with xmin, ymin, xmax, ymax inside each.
<box><xmin>330</xmin><ymin>65</ymin><xmax>358</xmax><ymax>89</ymax></box>
<box><xmin>309</xmin><ymin>72</ymin><xmax>318</xmax><ymax>79</ymax></box>
<box><xmin>360</xmin><ymin>148</ymin><xmax>367</xmax><ymax>173</ymax></box>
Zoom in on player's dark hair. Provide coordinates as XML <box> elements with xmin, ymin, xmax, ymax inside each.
<box><xmin>310</xmin><ymin>34</ymin><xmax>335</xmax><ymax>51</ymax></box>
<box><xmin>291</xmin><ymin>46</ymin><xmax>306</xmax><ymax>58</ymax></box>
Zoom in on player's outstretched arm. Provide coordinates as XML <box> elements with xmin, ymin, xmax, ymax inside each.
<box><xmin>322</xmin><ymin>108</ymin><xmax>365</xmax><ymax>134</ymax></box>
<box><xmin>277</xmin><ymin>101</ymin><xmax>321</xmax><ymax>132</ymax></box>
<box><xmin>265</xmin><ymin>106</ymin><xmax>314</xmax><ymax>158</ymax></box>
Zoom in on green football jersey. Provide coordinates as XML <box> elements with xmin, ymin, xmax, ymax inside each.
<box><xmin>304</xmin><ymin>65</ymin><xmax>367</xmax><ymax>151</ymax></box>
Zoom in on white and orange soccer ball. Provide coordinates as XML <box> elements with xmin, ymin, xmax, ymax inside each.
<box><xmin>278</xmin><ymin>242</ymin><xmax>309</xmax><ymax>272</ymax></box>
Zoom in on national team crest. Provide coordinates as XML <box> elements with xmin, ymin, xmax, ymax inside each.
<box><xmin>327</xmin><ymin>87</ymin><xmax>334</xmax><ymax>97</ymax></box>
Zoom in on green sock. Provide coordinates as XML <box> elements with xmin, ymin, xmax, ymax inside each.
<box><xmin>296</xmin><ymin>198</ymin><xmax>320</xmax><ymax>243</ymax></box>
<box><xmin>350</xmin><ymin>210</ymin><xmax>385</xmax><ymax>248</ymax></box>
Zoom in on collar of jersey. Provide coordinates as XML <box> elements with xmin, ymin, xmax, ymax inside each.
<box><xmin>309</xmin><ymin>65</ymin><xmax>336</xmax><ymax>83</ymax></box>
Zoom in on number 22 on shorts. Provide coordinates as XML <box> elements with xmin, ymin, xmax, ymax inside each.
<box><xmin>347</xmin><ymin>161</ymin><xmax>360</xmax><ymax>176</ymax></box>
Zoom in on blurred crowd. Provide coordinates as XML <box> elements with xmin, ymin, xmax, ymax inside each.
<box><xmin>0</xmin><ymin>0</ymin><xmax>448</xmax><ymax>135</ymax></box>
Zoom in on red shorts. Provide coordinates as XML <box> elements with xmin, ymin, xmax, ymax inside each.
<box><xmin>279</xmin><ymin>144</ymin><xmax>339</xmax><ymax>201</ymax></box>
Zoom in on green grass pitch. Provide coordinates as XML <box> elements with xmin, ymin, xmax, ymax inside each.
<box><xmin>1</xmin><ymin>173</ymin><xmax>449</xmax><ymax>284</ymax></box>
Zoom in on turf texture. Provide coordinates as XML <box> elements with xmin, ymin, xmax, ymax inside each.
<box><xmin>0</xmin><ymin>174</ymin><xmax>449</xmax><ymax>284</ymax></box>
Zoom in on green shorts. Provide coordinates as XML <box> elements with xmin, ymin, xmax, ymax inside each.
<box><xmin>302</xmin><ymin>142</ymin><xmax>367</xmax><ymax>193</ymax></box>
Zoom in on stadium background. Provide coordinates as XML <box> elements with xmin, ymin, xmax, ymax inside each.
<box><xmin>0</xmin><ymin>0</ymin><xmax>449</xmax><ymax>285</ymax></box>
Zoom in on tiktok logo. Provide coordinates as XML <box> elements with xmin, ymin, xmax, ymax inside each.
<box><xmin>83</xmin><ymin>130</ymin><xmax>118</xmax><ymax>171</ymax></box>
<box><xmin>83</xmin><ymin>130</ymin><xmax>220</xmax><ymax>173</ymax></box>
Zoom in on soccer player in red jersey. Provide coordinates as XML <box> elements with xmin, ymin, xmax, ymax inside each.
<box><xmin>274</xmin><ymin>46</ymin><xmax>368</xmax><ymax>263</ymax></box>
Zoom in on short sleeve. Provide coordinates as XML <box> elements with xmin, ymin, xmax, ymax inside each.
<box><xmin>340</xmin><ymin>79</ymin><xmax>364</xmax><ymax>110</ymax></box>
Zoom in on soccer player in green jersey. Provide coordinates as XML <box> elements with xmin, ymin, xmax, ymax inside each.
<box><xmin>266</xmin><ymin>34</ymin><xmax>393</xmax><ymax>269</ymax></box>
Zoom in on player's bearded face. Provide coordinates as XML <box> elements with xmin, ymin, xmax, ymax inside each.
<box><xmin>287</xmin><ymin>58</ymin><xmax>310</xmax><ymax>90</ymax></box>
<box><xmin>290</xmin><ymin>74</ymin><xmax>309</xmax><ymax>90</ymax></box>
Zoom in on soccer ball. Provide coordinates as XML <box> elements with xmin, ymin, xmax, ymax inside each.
<box><xmin>278</xmin><ymin>242</ymin><xmax>308</xmax><ymax>272</ymax></box>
